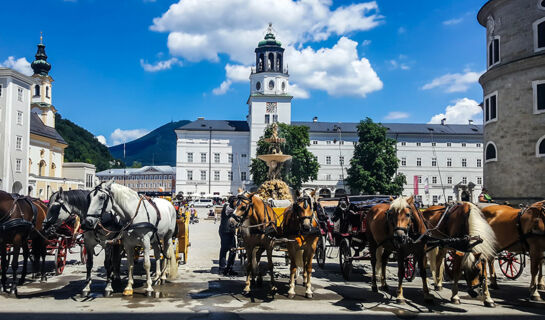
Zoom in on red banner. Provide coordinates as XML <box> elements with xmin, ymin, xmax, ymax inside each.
<box><xmin>413</xmin><ymin>175</ymin><xmax>419</xmax><ymax>195</ymax></box>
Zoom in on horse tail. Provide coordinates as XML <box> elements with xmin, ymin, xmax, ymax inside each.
<box><xmin>462</xmin><ymin>203</ymin><xmax>497</xmax><ymax>271</ymax></box>
<box><xmin>167</xmin><ymin>238</ymin><xmax>178</xmax><ymax>280</ymax></box>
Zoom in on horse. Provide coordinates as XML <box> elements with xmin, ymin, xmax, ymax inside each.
<box><xmin>85</xmin><ymin>180</ymin><xmax>178</xmax><ymax>296</ymax></box>
<box><xmin>480</xmin><ymin>201</ymin><xmax>545</xmax><ymax>301</ymax></box>
<box><xmin>281</xmin><ymin>190</ymin><xmax>320</xmax><ymax>298</ymax></box>
<box><xmin>228</xmin><ymin>192</ymin><xmax>277</xmax><ymax>295</ymax></box>
<box><xmin>423</xmin><ymin>202</ymin><xmax>497</xmax><ymax>307</ymax></box>
<box><xmin>44</xmin><ymin>188</ymin><xmax>122</xmax><ymax>296</ymax></box>
<box><xmin>27</xmin><ymin>198</ymin><xmax>48</xmax><ymax>283</ymax></box>
<box><xmin>366</xmin><ymin>195</ymin><xmax>433</xmax><ymax>304</ymax></box>
<box><xmin>0</xmin><ymin>191</ymin><xmax>36</xmax><ymax>295</ymax></box>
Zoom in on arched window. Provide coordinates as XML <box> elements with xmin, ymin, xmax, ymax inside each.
<box><xmin>46</xmin><ymin>86</ymin><xmax>50</xmax><ymax>98</ymax></box>
<box><xmin>268</xmin><ymin>53</ymin><xmax>274</xmax><ymax>71</ymax></box>
<box><xmin>534</xmin><ymin>17</ymin><xmax>545</xmax><ymax>51</ymax></box>
<box><xmin>50</xmin><ymin>162</ymin><xmax>56</xmax><ymax>176</ymax></box>
<box><xmin>485</xmin><ymin>142</ymin><xmax>497</xmax><ymax>162</ymax></box>
<box><xmin>38</xmin><ymin>160</ymin><xmax>46</xmax><ymax>176</ymax></box>
<box><xmin>277</xmin><ymin>54</ymin><xmax>283</xmax><ymax>72</ymax></box>
<box><xmin>258</xmin><ymin>54</ymin><xmax>264</xmax><ymax>72</ymax></box>
<box><xmin>537</xmin><ymin>135</ymin><xmax>545</xmax><ymax>157</ymax></box>
<box><xmin>34</xmin><ymin>85</ymin><xmax>40</xmax><ymax>96</ymax></box>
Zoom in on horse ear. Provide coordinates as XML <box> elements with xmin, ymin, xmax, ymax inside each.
<box><xmin>389</xmin><ymin>196</ymin><xmax>394</xmax><ymax>202</ymax></box>
<box><xmin>472</xmin><ymin>252</ymin><xmax>482</xmax><ymax>261</ymax></box>
<box><xmin>237</xmin><ymin>187</ymin><xmax>243</xmax><ymax>194</ymax></box>
<box><xmin>104</xmin><ymin>179</ymin><xmax>114</xmax><ymax>189</ymax></box>
<box><xmin>407</xmin><ymin>195</ymin><xmax>414</xmax><ymax>204</ymax></box>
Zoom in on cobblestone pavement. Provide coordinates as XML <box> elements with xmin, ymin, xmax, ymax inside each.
<box><xmin>0</xmin><ymin>208</ymin><xmax>544</xmax><ymax>319</ymax></box>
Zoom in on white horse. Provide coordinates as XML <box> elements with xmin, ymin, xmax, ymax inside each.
<box><xmin>86</xmin><ymin>180</ymin><xmax>178</xmax><ymax>296</ymax></box>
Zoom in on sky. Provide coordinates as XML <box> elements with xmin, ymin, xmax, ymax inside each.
<box><xmin>0</xmin><ymin>0</ymin><xmax>488</xmax><ymax>146</ymax></box>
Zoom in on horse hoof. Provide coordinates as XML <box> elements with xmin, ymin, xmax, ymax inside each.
<box><xmin>434</xmin><ymin>285</ymin><xmax>442</xmax><ymax>291</ymax></box>
<box><xmin>396</xmin><ymin>298</ymin><xmax>405</xmax><ymax>304</ymax></box>
<box><xmin>468</xmin><ymin>289</ymin><xmax>478</xmax><ymax>298</ymax></box>
<box><xmin>484</xmin><ymin>301</ymin><xmax>496</xmax><ymax>308</ymax></box>
<box><xmin>81</xmin><ymin>290</ymin><xmax>90</xmax><ymax>297</ymax></box>
<box><xmin>490</xmin><ymin>283</ymin><xmax>500</xmax><ymax>290</ymax></box>
<box><xmin>530</xmin><ymin>295</ymin><xmax>542</xmax><ymax>302</ymax></box>
<box><xmin>104</xmin><ymin>290</ymin><xmax>112</xmax><ymax>297</ymax></box>
<box><xmin>451</xmin><ymin>297</ymin><xmax>461</xmax><ymax>305</ymax></box>
<box><xmin>371</xmin><ymin>285</ymin><xmax>378</xmax><ymax>293</ymax></box>
<box><xmin>288</xmin><ymin>293</ymin><xmax>295</xmax><ymax>299</ymax></box>
<box><xmin>538</xmin><ymin>284</ymin><xmax>545</xmax><ymax>291</ymax></box>
<box><xmin>146</xmin><ymin>291</ymin><xmax>153</xmax><ymax>297</ymax></box>
<box><xmin>40</xmin><ymin>277</ymin><xmax>47</xmax><ymax>283</ymax></box>
<box><xmin>305</xmin><ymin>293</ymin><xmax>313</xmax><ymax>299</ymax></box>
<box><xmin>123</xmin><ymin>289</ymin><xmax>133</xmax><ymax>296</ymax></box>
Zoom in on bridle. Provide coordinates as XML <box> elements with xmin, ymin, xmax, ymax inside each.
<box><xmin>229</xmin><ymin>193</ymin><xmax>253</xmax><ymax>228</ymax></box>
<box><xmin>46</xmin><ymin>192</ymin><xmax>78</xmax><ymax>226</ymax></box>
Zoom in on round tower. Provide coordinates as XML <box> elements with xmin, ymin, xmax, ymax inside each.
<box><xmin>478</xmin><ymin>0</ymin><xmax>545</xmax><ymax>203</ymax></box>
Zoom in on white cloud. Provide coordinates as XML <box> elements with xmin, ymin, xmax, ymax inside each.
<box><xmin>443</xmin><ymin>17</ymin><xmax>463</xmax><ymax>26</ymax></box>
<box><xmin>388</xmin><ymin>55</ymin><xmax>410</xmax><ymax>71</ymax></box>
<box><xmin>0</xmin><ymin>56</ymin><xmax>33</xmax><ymax>76</ymax></box>
<box><xmin>110</xmin><ymin>128</ymin><xmax>150</xmax><ymax>146</ymax></box>
<box><xmin>151</xmin><ymin>0</ymin><xmax>384</xmax><ymax>98</ymax></box>
<box><xmin>140</xmin><ymin>57</ymin><xmax>182</xmax><ymax>72</ymax></box>
<box><xmin>429</xmin><ymin>98</ymin><xmax>482</xmax><ymax>124</ymax></box>
<box><xmin>96</xmin><ymin>135</ymin><xmax>107</xmax><ymax>146</ymax></box>
<box><xmin>422</xmin><ymin>69</ymin><xmax>483</xmax><ymax>93</ymax></box>
<box><xmin>384</xmin><ymin>111</ymin><xmax>410</xmax><ymax>120</ymax></box>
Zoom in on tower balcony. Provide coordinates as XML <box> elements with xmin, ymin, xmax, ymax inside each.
<box><xmin>251</xmin><ymin>66</ymin><xmax>289</xmax><ymax>76</ymax></box>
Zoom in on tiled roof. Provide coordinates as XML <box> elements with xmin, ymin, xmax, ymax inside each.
<box><xmin>177</xmin><ymin>119</ymin><xmax>250</xmax><ymax>132</ymax></box>
<box><xmin>30</xmin><ymin>113</ymin><xmax>67</xmax><ymax>144</ymax></box>
<box><xmin>292</xmin><ymin>121</ymin><xmax>483</xmax><ymax>135</ymax></box>
<box><xmin>96</xmin><ymin>165</ymin><xmax>175</xmax><ymax>176</ymax></box>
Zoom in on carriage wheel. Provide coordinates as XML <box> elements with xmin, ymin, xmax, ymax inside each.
<box><xmin>404</xmin><ymin>255</ymin><xmax>416</xmax><ymax>282</ymax></box>
<box><xmin>444</xmin><ymin>251</ymin><xmax>455</xmax><ymax>281</ymax></box>
<box><xmin>499</xmin><ymin>251</ymin><xmax>525</xmax><ymax>280</ymax></box>
<box><xmin>80</xmin><ymin>245</ymin><xmax>87</xmax><ymax>265</ymax></box>
<box><xmin>339</xmin><ymin>238</ymin><xmax>352</xmax><ymax>281</ymax></box>
<box><xmin>55</xmin><ymin>237</ymin><xmax>68</xmax><ymax>275</ymax></box>
<box><xmin>315</xmin><ymin>236</ymin><xmax>326</xmax><ymax>269</ymax></box>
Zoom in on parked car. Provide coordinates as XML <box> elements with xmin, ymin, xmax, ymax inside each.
<box><xmin>189</xmin><ymin>199</ymin><xmax>214</xmax><ymax>208</ymax></box>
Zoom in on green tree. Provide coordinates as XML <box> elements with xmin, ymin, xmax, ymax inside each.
<box><xmin>250</xmin><ymin>123</ymin><xmax>319</xmax><ymax>190</ymax></box>
<box><xmin>346</xmin><ymin>118</ymin><xmax>406</xmax><ymax>195</ymax></box>
<box><xmin>131</xmin><ymin>161</ymin><xmax>143</xmax><ymax>168</ymax></box>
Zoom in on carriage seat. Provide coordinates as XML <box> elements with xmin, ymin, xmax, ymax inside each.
<box><xmin>268</xmin><ymin>199</ymin><xmax>292</xmax><ymax>208</ymax></box>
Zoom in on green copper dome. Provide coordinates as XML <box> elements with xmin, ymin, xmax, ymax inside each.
<box><xmin>258</xmin><ymin>30</ymin><xmax>282</xmax><ymax>47</ymax></box>
<box><xmin>31</xmin><ymin>42</ymin><xmax>51</xmax><ymax>76</ymax></box>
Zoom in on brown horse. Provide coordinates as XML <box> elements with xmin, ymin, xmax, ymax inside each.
<box><xmin>281</xmin><ymin>190</ymin><xmax>320</xmax><ymax>298</ymax></box>
<box><xmin>228</xmin><ymin>192</ymin><xmax>277</xmax><ymax>294</ymax></box>
<box><xmin>0</xmin><ymin>191</ymin><xmax>37</xmax><ymax>295</ymax></box>
<box><xmin>367</xmin><ymin>196</ymin><xmax>433</xmax><ymax>304</ymax></box>
<box><xmin>27</xmin><ymin>199</ymin><xmax>48</xmax><ymax>282</ymax></box>
<box><xmin>480</xmin><ymin>201</ymin><xmax>545</xmax><ymax>301</ymax></box>
<box><xmin>423</xmin><ymin>202</ymin><xmax>497</xmax><ymax>307</ymax></box>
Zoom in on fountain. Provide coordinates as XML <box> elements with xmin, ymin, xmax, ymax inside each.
<box><xmin>256</xmin><ymin>123</ymin><xmax>293</xmax><ymax>201</ymax></box>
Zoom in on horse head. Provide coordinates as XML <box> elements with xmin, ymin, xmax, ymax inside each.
<box><xmin>228</xmin><ymin>191</ymin><xmax>254</xmax><ymax>229</ymax></box>
<box><xmin>44</xmin><ymin>188</ymin><xmax>70</xmax><ymax>233</ymax></box>
<box><xmin>84</xmin><ymin>180</ymin><xmax>114</xmax><ymax>231</ymax></box>
<box><xmin>525</xmin><ymin>200</ymin><xmax>545</xmax><ymax>236</ymax></box>
<box><xmin>293</xmin><ymin>189</ymin><xmax>317</xmax><ymax>234</ymax></box>
<box><xmin>387</xmin><ymin>195</ymin><xmax>417</xmax><ymax>248</ymax></box>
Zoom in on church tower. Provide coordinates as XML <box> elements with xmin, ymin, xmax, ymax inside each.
<box><xmin>247</xmin><ymin>24</ymin><xmax>292</xmax><ymax>158</ymax></box>
<box><xmin>30</xmin><ymin>34</ymin><xmax>56</xmax><ymax>128</ymax></box>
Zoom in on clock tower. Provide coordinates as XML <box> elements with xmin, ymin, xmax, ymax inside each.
<box><xmin>247</xmin><ymin>24</ymin><xmax>292</xmax><ymax>158</ymax></box>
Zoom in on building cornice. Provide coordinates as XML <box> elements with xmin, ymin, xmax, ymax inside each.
<box><xmin>479</xmin><ymin>53</ymin><xmax>545</xmax><ymax>85</ymax></box>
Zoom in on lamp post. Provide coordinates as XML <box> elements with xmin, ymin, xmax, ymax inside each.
<box><xmin>209</xmin><ymin>126</ymin><xmax>212</xmax><ymax>195</ymax></box>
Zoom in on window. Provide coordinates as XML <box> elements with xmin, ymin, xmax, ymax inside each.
<box><xmin>431</xmin><ymin>142</ymin><xmax>436</xmax><ymax>147</ymax></box>
<box><xmin>416</xmin><ymin>158</ymin><xmax>421</xmax><ymax>167</ymax></box>
<box><xmin>477</xmin><ymin>177</ymin><xmax>483</xmax><ymax>185</ymax></box>
<box><xmin>401</xmin><ymin>157</ymin><xmax>406</xmax><ymax>166</ymax></box>
<box><xmin>200</xmin><ymin>170</ymin><xmax>206</xmax><ymax>181</ymax></box>
<box><xmin>326</xmin><ymin>141</ymin><xmax>331</xmax><ymax>145</ymax></box>
<box><xmin>447</xmin><ymin>142</ymin><xmax>451</xmax><ymax>147</ymax></box>
<box><xmin>462</xmin><ymin>158</ymin><xmax>467</xmax><ymax>167</ymax></box>
<box><xmin>273</xmin><ymin>114</ymin><xmax>278</xmax><ymax>123</ymax></box>
<box><xmin>400</xmin><ymin>142</ymin><xmax>406</xmax><ymax>146</ymax></box>
<box><xmin>228</xmin><ymin>153</ymin><xmax>233</xmax><ymax>163</ymax></box>
<box><xmin>214</xmin><ymin>153</ymin><xmax>220</xmax><ymax>163</ymax></box>
<box><xmin>16</xmin><ymin>159</ymin><xmax>22</xmax><ymax>173</ymax></box>
<box><xmin>313</xmin><ymin>140</ymin><xmax>318</xmax><ymax>145</ymax></box>
<box><xmin>187</xmin><ymin>152</ymin><xmax>193</xmax><ymax>163</ymax></box>
<box><xmin>15</xmin><ymin>136</ymin><xmax>22</xmax><ymax>150</ymax></box>
<box><xmin>228</xmin><ymin>171</ymin><xmax>233</xmax><ymax>181</ymax></box>
<box><xmin>447</xmin><ymin>158</ymin><xmax>452</xmax><ymax>167</ymax></box>
<box><xmin>46</xmin><ymin>86</ymin><xmax>50</xmax><ymax>98</ymax></box>
<box><xmin>432</xmin><ymin>195</ymin><xmax>438</xmax><ymax>204</ymax></box>
<box><xmin>461</xmin><ymin>143</ymin><xmax>466</xmax><ymax>147</ymax></box>
<box><xmin>447</xmin><ymin>176</ymin><xmax>452</xmax><ymax>184</ymax></box>
<box><xmin>418</xmin><ymin>176</ymin><xmax>422</xmax><ymax>184</ymax></box>
<box><xmin>477</xmin><ymin>159</ymin><xmax>482</xmax><ymax>167</ymax></box>
<box><xmin>484</xmin><ymin>92</ymin><xmax>498</xmax><ymax>123</ymax></box>
<box><xmin>339</xmin><ymin>140</ymin><xmax>344</xmax><ymax>145</ymax></box>
<box><xmin>462</xmin><ymin>177</ymin><xmax>467</xmax><ymax>185</ymax></box>
<box><xmin>200</xmin><ymin>153</ymin><xmax>207</xmax><ymax>163</ymax></box>
<box><xmin>416</xmin><ymin>142</ymin><xmax>421</xmax><ymax>146</ymax></box>
<box><xmin>488</xmin><ymin>36</ymin><xmax>500</xmax><ymax>67</ymax></box>
<box><xmin>326</xmin><ymin>174</ymin><xmax>331</xmax><ymax>181</ymax></box>
<box><xmin>536</xmin><ymin>135</ymin><xmax>545</xmax><ymax>157</ymax></box>
<box><xmin>476</xmin><ymin>143</ymin><xmax>481</xmax><ymax>148</ymax></box>
<box><xmin>34</xmin><ymin>85</ymin><xmax>40</xmax><ymax>96</ymax></box>
<box><xmin>326</xmin><ymin>156</ymin><xmax>331</xmax><ymax>165</ymax></box>
<box><xmin>17</xmin><ymin>111</ymin><xmax>23</xmax><ymax>125</ymax></box>
<box><xmin>241</xmin><ymin>154</ymin><xmax>247</xmax><ymax>158</ymax></box>
<box><xmin>17</xmin><ymin>87</ymin><xmax>23</xmax><ymax>102</ymax></box>
<box><xmin>239</xmin><ymin>171</ymin><xmax>247</xmax><ymax>181</ymax></box>
<box><xmin>432</xmin><ymin>176</ymin><xmax>437</xmax><ymax>184</ymax></box>
<box><xmin>0</xmin><ymin>84</ymin><xmax>2</xmax><ymax>96</ymax></box>
<box><xmin>214</xmin><ymin>171</ymin><xmax>220</xmax><ymax>181</ymax></box>
<box><xmin>339</xmin><ymin>156</ymin><xmax>344</xmax><ymax>166</ymax></box>
<box><xmin>431</xmin><ymin>157</ymin><xmax>437</xmax><ymax>167</ymax></box>
<box><xmin>485</xmin><ymin>142</ymin><xmax>497</xmax><ymax>162</ymax></box>
<box><xmin>416</xmin><ymin>195</ymin><xmax>422</xmax><ymax>203</ymax></box>
<box><xmin>533</xmin><ymin>80</ymin><xmax>545</xmax><ymax>114</ymax></box>
<box><xmin>265</xmin><ymin>114</ymin><xmax>270</xmax><ymax>124</ymax></box>
<box><xmin>534</xmin><ymin>17</ymin><xmax>545</xmax><ymax>51</ymax></box>
<box><xmin>447</xmin><ymin>196</ymin><xmax>453</xmax><ymax>202</ymax></box>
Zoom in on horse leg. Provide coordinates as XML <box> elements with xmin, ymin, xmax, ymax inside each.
<box><xmin>427</xmin><ymin>247</ymin><xmax>438</xmax><ymax>289</ymax></box>
<box><xmin>396</xmin><ymin>251</ymin><xmax>406</xmax><ymax>304</ymax></box>
<box><xmin>287</xmin><ymin>247</ymin><xmax>297</xmax><ymax>299</ymax></box>
<box><xmin>375</xmin><ymin>246</ymin><xmax>387</xmax><ymax>291</ymax></box>
<box><xmin>450</xmin><ymin>254</ymin><xmax>462</xmax><ymax>304</ymax></box>
<box><xmin>243</xmin><ymin>245</ymin><xmax>253</xmax><ymax>294</ymax></box>
<box><xmin>82</xmin><ymin>243</ymin><xmax>94</xmax><ymax>296</ymax></box>
<box><xmin>143</xmin><ymin>237</ymin><xmax>154</xmax><ymax>297</ymax></box>
<box><xmin>104</xmin><ymin>246</ymin><xmax>113</xmax><ymax>297</ymax></box>
<box><xmin>418</xmin><ymin>250</ymin><xmax>433</xmax><ymax>303</ymax></box>
<box><xmin>18</xmin><ymin>239</ymin><xmax>30</xmax><ymax>285</ymax></box>
<box><xmin>266</xmin><ymin>247</ymin><xmax>276</xmax><ymax>292</ymax></box>
<box><xmin>1</xmin><ymin>244</ymin><xmax>8</xmax><ymax>292</ymax></box>
<box><xmin>255</xmin><ymin>247</ymin><xmax>264</xmax><ymax>286</ymax></box>
<box><xmin>370</xmin><ymin>243</ymin><xmax>378</xmax><ymax>292</ymax></box>
<box><xmin>488</xmin><ymin>258</ymin><xmax>499</xmax><ymax>290</ymax></box>
<box><xmin>436</xmin><ymin>248</ymin><xmax>446</xmax><ymax>291</ymax></box>
<box><xmin>123</xmin><ymin>243</ymin><xmax>135</xmax><ymax>296</ymax></box>
<box><xmin>304</xmin><ymin>245</ymin><xmax>314</xmax><ymax>299</ymax></box>
<box><xmin>10</xmin><ymin>242</ymin><xmax>21</xmax><ymax>295</ymax></box>
<box><xmin>481</xmin><ymin>259</ymin><xmax>495</xmax><ymax>307</ymax></box>
<box><xmin>538</xmin><ymin>260</ymin><xmax>545</xmax><ymax>291</ymax></box>
<box><xmin>380</xmin><ymin>249</ymin><xmax>389</xmax><ymax>292</ymax></box>
<box><xmin>529</xmin><ymin>248</ymin><xmax>543</xmax><ymax>301</ymax></box>
<box><xmin>152</xmin><ymin>242</ymin><xmax>163</xmax><ymax>284</ymax></box>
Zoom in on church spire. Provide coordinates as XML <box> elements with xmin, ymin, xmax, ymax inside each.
<box><xmin>31</xmin><ymin>32</ymin><xmax>51</xmax><ymax>76</ymax></box>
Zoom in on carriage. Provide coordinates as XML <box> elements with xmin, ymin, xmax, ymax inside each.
<box><xmin>175</xmin><ymin>211</ymin><xmax>190</xmax><ymax>264</ymax></box>
<box><xmin>46</xmin><ymin>221</ymin><xmax>86</xmax><ymax>275</ymax></box>
<box><xmin>316</xmin><ymin>195</ymin><xmax>417</xmax><ymax>281</ymax></box>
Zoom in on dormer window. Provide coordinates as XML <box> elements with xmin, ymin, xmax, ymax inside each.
<box><xmin>34</xmin><ymin>85</ymin><xmax>40</xmax><ymax>97</ymax></box>
<box><xmin>488</xmin><ymin>36</ymin><xmax>500</xmax><ymax>68</ymax></box>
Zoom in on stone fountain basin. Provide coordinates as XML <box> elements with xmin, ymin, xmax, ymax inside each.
<box><xmin>257</xmin><ymin>154</ymin><xmax>292</xmax><ymax>163</ymax></box>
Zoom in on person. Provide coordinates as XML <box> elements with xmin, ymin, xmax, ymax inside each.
<box><xmin>189</xmin><ymin>205</ymin><xmax>197</xmax><ymax>224</ymax></box>
<box><xmin>479</xmin><ymin>188</ymin><xmax>494</xmax><ymax>203</ymax></box>
<box><xmin>461</xmin><ymin>190</ymin><xmax>470</xmax><ymax>202</ymax></box>
<box><xmin>218</xmin><ymin>196</ymin><xmax>237</xmax><ymax>276</ymax></box>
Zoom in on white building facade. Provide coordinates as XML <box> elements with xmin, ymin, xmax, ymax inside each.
<box><xmin>175</xmin><ymin>27</ymin><xmax>484</xmax><ymax>205</ymax></box>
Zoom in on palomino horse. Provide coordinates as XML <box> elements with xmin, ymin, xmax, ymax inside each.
<box><xmin>480</xmin><ymin>201</ymin><xmax>545</xmax><ymax>301</ymax></box>
<box><xmin>367</xmin><ymin>196</ymin><xmax>433</xmax><ymax>304</ymax></box>
<box><xmin>281</xmin><ymin>190</ymin><xmax>320</xmax><ymax>298</ymax></box>
<box><xmin>0</xmin><ymin>191</ymin><xmax>36</xmax><ymax>295</ymax></box>
<box><xmin>44</xmin><ymin>188</ymin><xmax>122</xmax><ymax>296</ymax></box>
<box><xmin>228</xmin><ymin>192</ymin><xmax>277</xmax><ymax>295</ymax></box>
<box><xmin>86</xmin><ymin>181</ymin><xmax>177</xmax><ymax>296</ymax></box>
<box><xmin>423</xmin><ymin>202</ymin><xmax>497</xmax><ymax>307</ymax></box>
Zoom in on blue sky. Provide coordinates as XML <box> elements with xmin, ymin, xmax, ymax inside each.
<box><xmin>0</xmin><ymin>0</ymin><xmax>488</xmax><ymax>146</ymax></box>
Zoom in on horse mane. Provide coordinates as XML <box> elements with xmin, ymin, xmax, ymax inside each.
<box><xmin>110</xmin><ymin>183</ymin><xmax>140</xmax><ymax>211</ymax></box>
<box><xmin>390</xmin><ymin>196</ymin><xmax>409</xmax><ymax>212</ymax></box>
<box><xmin>462</xmin><ymin>203</ymin><xmax>498</xmax><ymax>270</ymax></box>
<box><xmin>56</xmin><ymin>189</ymin><xmax>90</xmax><ymax>216</ymax></box>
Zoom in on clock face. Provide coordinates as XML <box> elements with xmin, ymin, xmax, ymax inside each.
<box><xmin>266</xmin><ymin>102</ymin><xmax>277</xmax><ymax>113</ymax></box>
<box><xmin>268</xmin><ymin>80</ymin><xmax>275</xmax><ymax>89</ymax></box>
<box><xmin>256</xmin><ymin>81</ymin><xmax>261</xmax><ymax>90</ymax></box>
